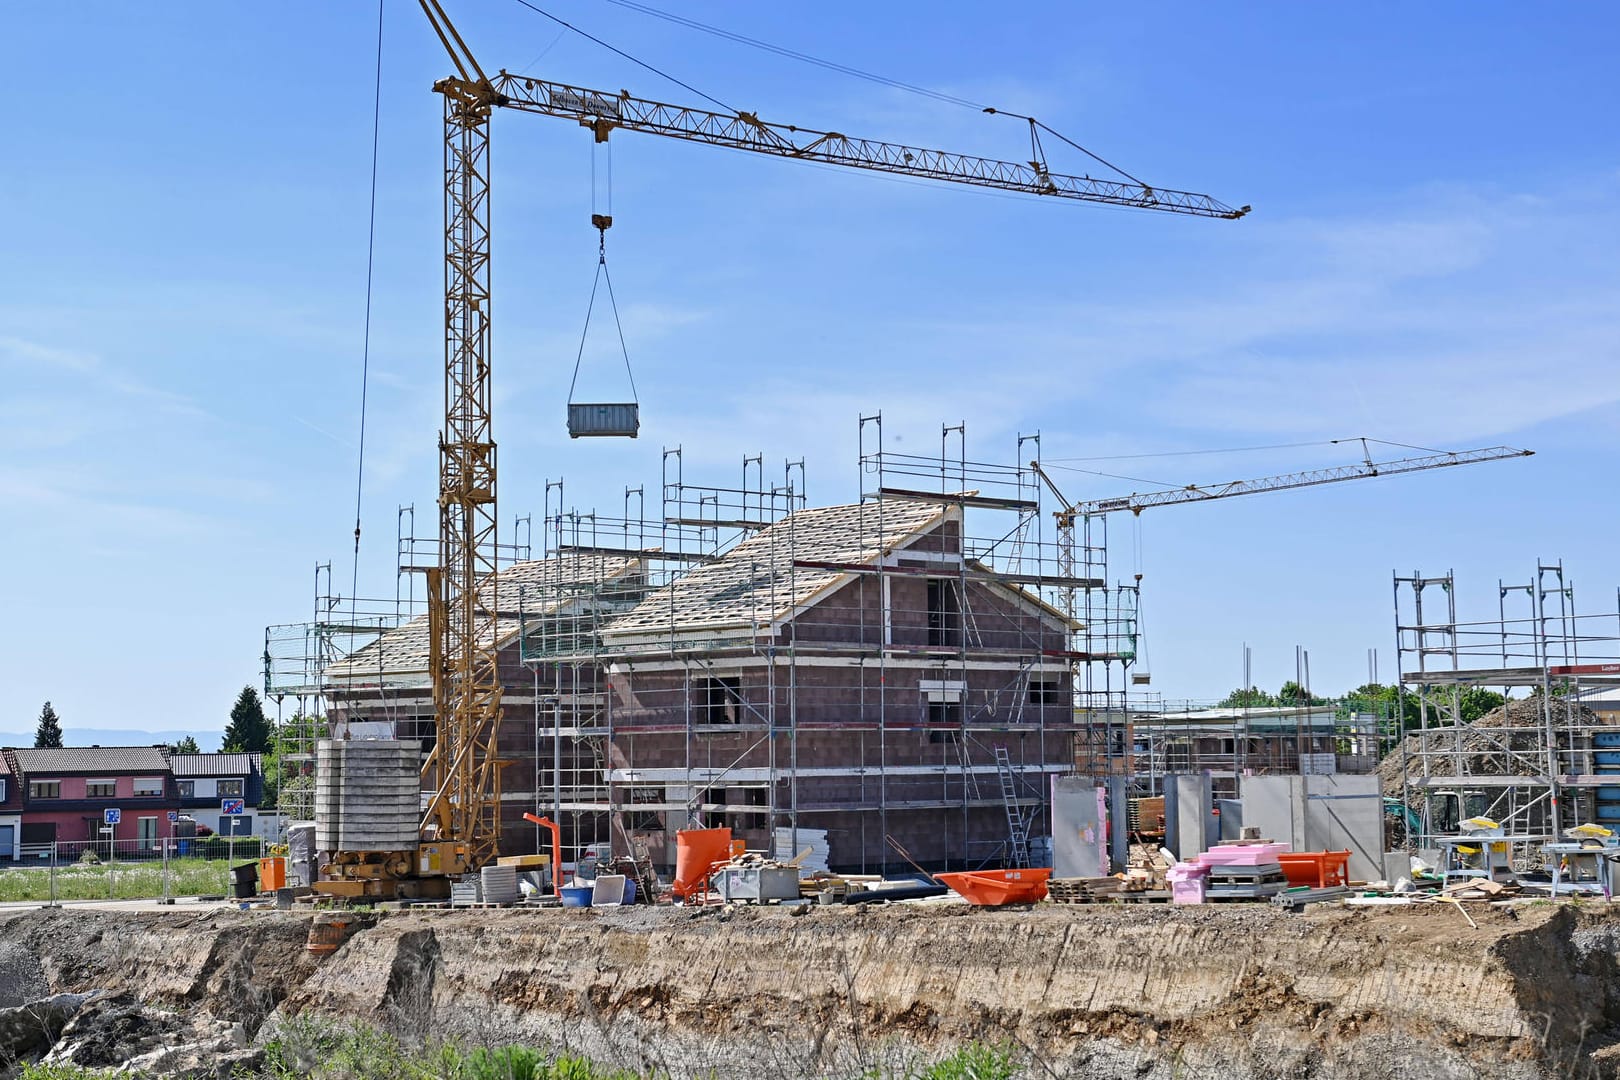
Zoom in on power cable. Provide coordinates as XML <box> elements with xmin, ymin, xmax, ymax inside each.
<box><xmin>1046</xmin><ymin>439</ymin><xmax>1337</xmax><ymax>464</ymax></box>
<box><xmin>351</xmin><ymin>0</ymin><xmax>385</xmax><ymax>609</ymax></box>
<box><xmin>600</xmin><ymin>0</ymin><xmax>984</xmax><ymax>111</ymax></box>
<box><xmin>509</xmin><ymin>0</ymin><xmax>733</xmax><ymax>112</ymax></box>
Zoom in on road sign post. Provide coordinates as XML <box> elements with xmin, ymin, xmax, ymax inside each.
<box><xmin>221</xmin><ymin>798</ymin><xmax>246</xmax><ymax>897</ymax></box>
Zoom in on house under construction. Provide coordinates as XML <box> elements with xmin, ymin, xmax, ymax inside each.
<box><xmin>1389</xmin><ymin>562</ymin><xmax>1620</xmax><ymax>854</ymax></box>
<box><xmin>266</xmin><ymin>421</ymin><xmax>1146</xmax><ymax>873</ymax></box>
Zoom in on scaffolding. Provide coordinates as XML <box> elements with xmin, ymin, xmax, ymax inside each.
<box><xmin>1393</xmin><ymin>562</ymin><xmax>1620</xmax><ymax>857</ymax></box>
<box><xmin>268</xmin><ymin>418</ymin><xmax>1164</xmax><ymax>872</ymax></box>
<box><xmin>511</xmin><ymin>418</ymin><xmax>1150</xmax><ymax>872</ymax></box>
<box><xmin>262</xmin><ymin>511</ymin><xmax>531</xmax><ymax>825</ymax></box>
<box><xmin>1120</xmin><ymin>700</ymin><xmax>1384</xmax><ymax>800</ymax></box>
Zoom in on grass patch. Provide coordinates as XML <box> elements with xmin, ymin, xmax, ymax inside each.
<box><xmin>261</xmin><ymin>1017</ymin><xmax>647</xmax><ymax>1080</ymax></box>
<box><xmin>16</xmin><ymin>1017</ymin><xmax>1025</xmax><ymax>1079</ymax></box>
<box><xmin>19</xmin><ymin>1065</ymin><xmax>120</xmax><ymax>1079</ymax></box>
<box><xmin>0</xmin><ymin>857</ymin><xmax>238</xmax><ymax>903</ymax></box>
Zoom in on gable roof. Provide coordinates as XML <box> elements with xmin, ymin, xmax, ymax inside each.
<box><xmin>170</xmin><ymin>752</ymin><xmax>262</xmax><ymax>778</ymax></box>
<box><xmin>600</xmin><ymin>499</ymin><xmax>949</xmax><ymax>644</ymax></box>
<box><xmin>11</xmin><ymin>745</ymin><xmax>171</xmax><ymax>774</ymax></box>
<box><xmin>326</xmin><ymin>553</ymin><xmax>645</xmax><ymax>685</ymax></box>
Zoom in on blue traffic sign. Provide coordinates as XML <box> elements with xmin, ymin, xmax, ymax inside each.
<box><xmin>104</xmin><ymin>808</ymin><xmax>121</xmax><ymax>825</ymax></box>
<box><xmin>166</xmin><ymin>810</ymin><xmax>179</xmax><ymax>823</ymax></box>
<box><xmin>221</xmin><ymin>798</ymin><xmax>245</xmax><ymax>815</ymax></box>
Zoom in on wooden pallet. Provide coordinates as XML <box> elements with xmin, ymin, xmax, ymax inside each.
<box><xmin>1048</xmin><ymin>877</ymin><xmax>1123</xmax><ymax>904</ymax></box>
<box><xmin>1112</xmin><ymin>890</ymin><xmax>1172</xmax><ymax>904</ymax></box>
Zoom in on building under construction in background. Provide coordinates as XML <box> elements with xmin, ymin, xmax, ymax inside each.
<box><xmin>266</xmin><ymin>420</ymin><xmax>1149</xmax><ymax>873</ymax></box>
<box><xmin>1387</xmin><ymin>562</ymin><xmax>1620</xmax><ymax>856</ymax></box>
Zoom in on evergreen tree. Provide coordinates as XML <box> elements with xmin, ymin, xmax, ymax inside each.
<box><xmin>222</xmin><ymin>686</ymin><xmax>272</xmax><ymax>753</ymax></box>
<box><xmin>33</xmin><ymin>701</ymin><xmax>64</xmax><ymax>748</ymax></box>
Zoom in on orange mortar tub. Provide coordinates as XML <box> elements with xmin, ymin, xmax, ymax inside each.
<box><xmin>1277</xmin><ymin>850</ymin><xmax>1351</xmax><ymax>888</ymax></box>
<box><xmin>934</xmin><ymin>868</ymin><xmax>1052</xmax><ymax>906</ymax></box>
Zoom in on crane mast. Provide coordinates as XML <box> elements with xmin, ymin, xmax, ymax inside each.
<box><xmin>412</xmin><ymin>0</ymin><xmax>1246</xmax><ymax>873</ymax></box>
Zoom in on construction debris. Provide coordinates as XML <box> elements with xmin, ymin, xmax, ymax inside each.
<box><xmin>1378</xmin><ymin>697</ymin><xmax>1604</xmax><ymax>803</ymax></box>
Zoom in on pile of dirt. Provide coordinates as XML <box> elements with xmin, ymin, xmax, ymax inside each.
<box><xmin>1378</xmin><ymin>696</ymin><xmax>1604</xmax><ymax>802</ymax></box>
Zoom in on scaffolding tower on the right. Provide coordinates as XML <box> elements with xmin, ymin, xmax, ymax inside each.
<box><xmin>1392</xmin><ymin>562</ymin><xmax>1620</xmax><ymax>857</ymax></box>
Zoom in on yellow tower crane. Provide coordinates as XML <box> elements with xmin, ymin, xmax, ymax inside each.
<box><xmin>412</xmin><ymin>0</ymin><xmax>1248</xmax><ymax>877</ymax></box>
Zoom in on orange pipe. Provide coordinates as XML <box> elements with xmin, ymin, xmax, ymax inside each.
<box><xmin>522</xmin><ymin>812</ymin><xmax>564</xmax><ymax>896</ymax></box>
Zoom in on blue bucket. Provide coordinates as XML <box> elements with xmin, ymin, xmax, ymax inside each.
<box><xmin>623</xmin><ymin>879</ymin><xmax>637</xmax><ymax>905</ymax></box>
<box><xmin>560</xmin><ymin>885</ymin><xmax>593</xmax><ymax>908</ymax></box>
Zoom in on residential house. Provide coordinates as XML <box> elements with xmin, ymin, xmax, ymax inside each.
<box><xmin>7</xmin><ymin>746</ymin><xmax>179</xmax><ymax>853</ymax></box>
<box><xmin>0</xmin><ymin>751</ymin><xmax>20</xmax><ymax>860</ymax></box>
<box><xmin>324</xmin><ymin>498</ymin><xmax>1081</xmax><ymax>872</ymax></box>
<box><xmin>170</xmin><ymin>753</ymin><xmax>266</xmax><ymax>837</ymax></box>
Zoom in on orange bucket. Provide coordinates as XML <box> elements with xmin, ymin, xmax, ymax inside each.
<box><xmin>935</xmin><ymin>868</ymin><xmax>1053</xmax><ymax>906</ymax></box>
<box><xmin>305</xmin><ymin>915</ymin><xmax>353</xmax><ymax>956</ymax></box>
<box><xmin>673</xmin><ymin>828</ymin><xmax>732</xmax><ymax>900</ymax></box>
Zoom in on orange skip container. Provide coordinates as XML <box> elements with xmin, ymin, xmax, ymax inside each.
<box><xmin>1276</xmin><ymin>850</ymin><xmax>1351</xmax><ymax>889</ymax></box>
<box><xmin>935</xmin><ymin>868</ymin><xmax>1052</xmax><ymax>906</ymax></box>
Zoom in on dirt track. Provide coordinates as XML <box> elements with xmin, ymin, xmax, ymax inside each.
<box><xmin>6</xmin><ymin>900</ymin><xmax>1620</xmax><ymax>1078</ymax></box>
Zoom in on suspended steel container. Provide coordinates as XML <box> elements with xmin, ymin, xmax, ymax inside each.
<box><xmin>568</xmin><ymin>402</ymin><xmax>639</xmax><ymax>438</ymax></box>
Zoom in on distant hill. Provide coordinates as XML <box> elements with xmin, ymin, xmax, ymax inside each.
<box><xmin>0</xmin><ymin>728</ymin><xmax>225</xmax><ymax>752</ymax></box>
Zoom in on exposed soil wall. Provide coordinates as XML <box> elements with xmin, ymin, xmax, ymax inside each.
<box><xmin>6</xmin><ymin>901</ymin><xmax>1620</xmax><ymax>1079</ymax></box>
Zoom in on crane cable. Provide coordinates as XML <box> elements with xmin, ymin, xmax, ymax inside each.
<box><xmin>568</xmin><ymin>141</ymin><xmax>638</xmax><ymax>407</ymax></box>
<box><xmin>351</xmin><ymin>0</ymin><xmax>385</xmax><ymax>609</ymax></box>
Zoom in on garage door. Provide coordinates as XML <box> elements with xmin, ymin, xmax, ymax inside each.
<box><xmin>0</xmin><ymin>824</ymin><xmax>13</xmax><ymax>860</ymax></box>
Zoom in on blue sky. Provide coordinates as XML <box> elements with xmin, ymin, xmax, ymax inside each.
<box><xmin>3</xmin><ymin>2</ymin><xmax>1616</xmax><ymax>739</ymax></box>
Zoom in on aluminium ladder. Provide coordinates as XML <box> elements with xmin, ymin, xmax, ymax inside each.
<box><xmin>994</xmin><ymin>746</ymin><xmax>1032</xmax><ymax>866</ymax></box>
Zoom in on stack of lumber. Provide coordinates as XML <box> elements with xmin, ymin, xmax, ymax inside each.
<box><xmin>774</xmin><ymin>827</ymin><xmax>830</xmax><ymax>873</ymax></box>
<box><xmin>1439</xmin><ymin>878</ymin><xmax>1520</xmax><ymax>901</ymax></box>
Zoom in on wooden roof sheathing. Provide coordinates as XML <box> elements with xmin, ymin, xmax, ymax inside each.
<box><xmin>326</xmin><ymin>553</ymin><xmax>643</xmax><ymax>683</ymax></box>
<box><xmin>600</xmin><ymin>499</ymin><xmax>948</xmax><ymax>644</ymax></box>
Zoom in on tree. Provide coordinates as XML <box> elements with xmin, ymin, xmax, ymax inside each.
<box><xmin>33</xmin><ymin>701</ymin><xmax>64</xmax><ymax>748</ymax></box>
<box><xmin>1457</xmin><ymin>687</ymin><xmax>1506</xmax><ymax>724</ymax></box>
<box><xmin>168</xmin><ymin>735</ymin><xmax>201</xmax><ymax>756</ymax></box>
<box><xmin>222</xmin><ymin>686</ymin><xmax>273</xmax><ymax>753</ymax></box>
<box><xmin>1217</xmin><ymin>686</ymin><xmax>1278</xmax><ymax>709</ymax></box>
<box><xmin>1278</xmin><ymin>680</ymin><xmax>1329</xmax><ymax>707</ymax></box>
<box><xmin>261</xmin><ymin>710</ymin><xmax>325</xmax><ymax>811</ymax></box>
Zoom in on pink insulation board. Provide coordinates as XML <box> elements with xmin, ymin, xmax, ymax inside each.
<box><xmin>1194</xmin><ymin>842</ymin><xmax>1290</xmax><ymax>867</ymax></box>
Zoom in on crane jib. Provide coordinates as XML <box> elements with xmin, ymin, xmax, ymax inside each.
<box><xmin>494</xmin><ymin>74</ymin><xmax>1248</xmax><ymax>220</ymax></box>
